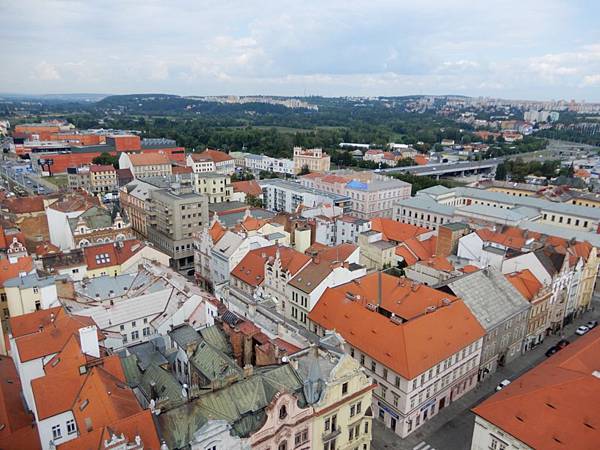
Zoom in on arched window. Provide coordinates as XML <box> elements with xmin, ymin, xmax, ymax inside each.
<box><xmin>278</xmin><ymin>441</ymin><xmax>287</xmax><ymax>450</ymax></box>
<box><xmin>279</xmin><ymin>405</ymin><xmax>287</xmax><ymax>420</ymax></box>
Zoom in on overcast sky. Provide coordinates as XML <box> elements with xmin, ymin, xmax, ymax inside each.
<box><xmin>2</xmin><ymin>0</ymin><xmax>600</xmax><ymax>101</ymax></box>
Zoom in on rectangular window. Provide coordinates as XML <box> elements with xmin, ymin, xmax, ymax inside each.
<box><xmin>66</xmin><ymin>419</ymin><xmax>76</xmax><ymax>434</ymax></box>
<box><xmin>342</xmin><ymin>382</ymin><xmax>348</xmax><ymax>395</ymax></box>
<box><xmin>52</xmin><ymin>424</ymin><xmax>62</xmax><ymax>440</ymax></box>
<box><xmin>131</xmin><ymin>330</ymin><xmax>139</xmax><ymax>340</ymax></box>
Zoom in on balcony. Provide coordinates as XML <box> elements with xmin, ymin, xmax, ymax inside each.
<box><xmin>322</xmin><ymin>426</ymin><xmax>341</xmax><ymax>442</ymax></box>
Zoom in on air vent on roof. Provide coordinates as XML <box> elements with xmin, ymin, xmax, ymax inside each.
<box><xmin>345</xmin><ymin>292</ymin><xmax>356</xmax><ymax>300</ymax></box>
<box><xmin>390</xmin><ymin>315</ymin><xmax>403</xmax><ymax>325</ymax></box>
<box><xmin>79</xmin><ymin>399</ymin><xmax>89</xmax><ymax>410</ymax></box>
<box><xmin>366</xmin><ymin>303</ymin><xmax>378</xmax><ymax>311</ymax></box>
<box><xmin>426</xmin><ymin>305</ymin><xmax>437</xmax><ymax>313</ymax></box>
<box><xmin>441</xmin><ymin>298</ymin><xmax>451</xmax><ymax>305</ymax></box>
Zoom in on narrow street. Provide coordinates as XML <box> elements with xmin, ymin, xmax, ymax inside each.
<box><xmin>372</xmin><ymin>298</ymin><xmax>600</xmax><ymax>450</ymax></box>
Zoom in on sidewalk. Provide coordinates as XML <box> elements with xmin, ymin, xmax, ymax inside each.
<box><xmin>373</xmin><ymin>298</ymin><xmax>600</xmax><ymax>450</ymax></box>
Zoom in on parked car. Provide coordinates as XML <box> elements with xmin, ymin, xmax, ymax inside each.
<box><xmin>576</xmin><ymin>325</ymin><xmax>590</xmax><ymax>336</ymax></box>
<box><xmin>557</xmin><ymin>339</ymin><xmax>570</xmax><ymax>348</ymax></box>
<box><xmin>496</xmin><ymin>379</ymin><xmax>511</xmax><ymax>391</ymax></box>
<box><xmin>545</xmin><ymin>346</ymin><xmax>558</xmax><ymax>357</ymax></box>
<box><xmin>586</xmin><ymin>320</ymin><xmax>598</xmax><ymax>329</ymax></box>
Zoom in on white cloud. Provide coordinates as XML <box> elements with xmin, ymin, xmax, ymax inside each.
<box><xmin>31</xmin><ymin>62</ymin><xmax>61</xmax><ymax>81</ymax></box>
<box><xmin>0</xmin><ymin>0</ymin><xmax>599</xmax><ymax>100</ymax></box>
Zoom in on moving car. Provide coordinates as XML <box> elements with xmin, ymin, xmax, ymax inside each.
<box><xmin>586</xmin><ymin>320</ymin><xmax>598</xmax><ymax>329</ymax></box>
<box><xmin>576</xmin><ymin>325</ymin><xmax>590</xmax><ymax>336</ymax></box>
<box><xmin>496</xmin><ymin>379</ymin><xmax>511</xmax><ymax>391</ymax></box>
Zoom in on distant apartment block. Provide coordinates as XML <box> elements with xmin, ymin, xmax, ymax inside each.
<box><xmin>259</xmin><ymin>179</ymin><xmax>351</xmax><ymax>213</ymax></box>
<box><xmin>186</xmin><ymin>149</ymin><xmax>235</xmax><ymax>175</ymax></box>
<box><xmin>301</xmin><ymin>171</ymin><xmax>411</xmax><ymax>219</ymax></box>
<box><xmin>244</xmin><ymin>154</ymin><xmax>295</xmax><ymax>175</ymax></box>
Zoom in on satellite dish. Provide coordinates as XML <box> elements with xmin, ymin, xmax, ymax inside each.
<box><xmin>281</xmin><ymin>356</ymin><xmax>289</xmax><ymax>363</ymax></box>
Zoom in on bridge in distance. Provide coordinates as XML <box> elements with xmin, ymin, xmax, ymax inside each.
<box><xmin>379</xmin><ymin>158</ymin><xmax>503</xmax><ymax>178</ymax></box>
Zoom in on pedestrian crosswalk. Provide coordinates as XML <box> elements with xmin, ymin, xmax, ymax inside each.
<box><xmin>413</xmin><ymin>441</ymin><xmax>436</xmax><ymax>450</ymax></box>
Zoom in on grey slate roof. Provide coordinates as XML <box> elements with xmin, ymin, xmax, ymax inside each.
<box><xmin>397</xmin><ymin>195</ymin><xmax>456</xmax><ymax>216</ymax></box>
<box><xmin>199</xmin><ymin>325</ymin><xmax>231</xmax><ymax>355</ymax></box>
<box><xmin>169</xmin><ymin>324</ymin><xmax>202</xmax><ymax>349</ymax></box>
<box><xmin>158</xmin><ymin>364</ymin><xmax>304</xmax><ymax>448</ymax></box>
<box><xmin>441</xmin><ymin>267</ymin><xmax>530</xmax><ymax>331</ymax></box>
<box><xmin>190</xmin><ymin>340</ymin><xmax>242</xmax><ymax>382</ymax></box>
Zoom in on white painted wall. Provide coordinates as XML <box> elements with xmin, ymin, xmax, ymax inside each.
<box><xmin>47</xmin><ymin>207</ymin><xmax>83</xmax><ymax>250</ymax></box>
<box><xmin>38</xmin><ymin>411</ymin><xmax>78</xmax><ymax>450</ymax></box>
<box><xmin>470</xmin><ymin>416</ymin><xmax>532</xmax><ymax>450</ymax></box>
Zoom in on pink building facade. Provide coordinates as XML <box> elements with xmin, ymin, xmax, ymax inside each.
<box><xmin>250</xmin><ymin>391</ymin><xmax>313</xmax><ymax>450</ymax></box>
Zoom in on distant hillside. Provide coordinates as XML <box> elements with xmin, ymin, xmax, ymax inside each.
<box><xmin>95</xmin><ymin>94</ymin><xmax>301</xmax><ymax>115</ymax></box>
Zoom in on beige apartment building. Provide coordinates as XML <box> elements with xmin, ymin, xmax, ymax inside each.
<box><xmin>89</xmin><ymin>164</ymin><xmax>118</xmax><ymax>192</ymax></box>
<box><xmin>193</xmin><ymin>172</ymin><xmax>233</xmax><ymax>203</ymax></box>
<box><xmin>119</xmin><ymin>152</ymin><xmax>172</xmax><ymax>179</ymax></box>
<box><xmin>293</xmin><ymin>146</ymin><xmax>331</xmax><ymax>174</ymax></box>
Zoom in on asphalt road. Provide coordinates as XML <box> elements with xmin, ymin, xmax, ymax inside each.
<box><xmin>372</xmin><ymin>297</ymin><xmax>600</xmax><ymax>450</ymax></box>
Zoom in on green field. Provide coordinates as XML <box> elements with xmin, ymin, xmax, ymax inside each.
<box><xmin>45</xmin><ymin>174</ymin><xmax>69</xmax><ymax>188</ymax></box>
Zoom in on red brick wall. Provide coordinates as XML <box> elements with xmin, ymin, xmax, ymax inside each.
<box><xmin>107</xmin><ymin>135</ymin><xmax>141</xmax><ymax>151</ymax></box>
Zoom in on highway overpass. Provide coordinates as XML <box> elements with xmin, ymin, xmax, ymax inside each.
<box><xmin>380</xmin><ymin>158</ymin><xmax>502</xmax><ymax>177</ymax></box>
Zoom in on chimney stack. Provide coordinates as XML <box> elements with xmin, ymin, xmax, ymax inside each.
<box><xmin>79</xmin><ymin>325</ymin><xmax>100</xmax><ymax>358</ymax></box>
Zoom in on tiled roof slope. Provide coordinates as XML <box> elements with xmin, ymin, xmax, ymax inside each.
<box><xmin>308</xmin><ymin>273</ymin><xmax>485</xmax><ymax>379</ymax></box>
<box><xmin>472</xmin><ymin>328</ymin><xmax>600</xmax><ymax>450</ymax></box>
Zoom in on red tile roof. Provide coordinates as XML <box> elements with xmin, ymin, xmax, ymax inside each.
<box><xmin>59</xmin><ymin>410</ymin><xmax>160</xmax><ymax>450</ymax></box>
<box><xmin>9</xmin><ymin>306</ymin><xmax>63</xmax><ymax>338</ymax></box>
<box><xmin>35</xmin><ymin>241</ymin><xmax>60</xmax><ymax>256</ymax></box>
<box><xmin>395</xmin><ymin>235</ymin><xmax>437</xmax><ymax>265</ymax></box>
<box><xmin>89</xmin><ymin>164</ymin><xmax>116</xmax><ymax>173</ymax></box>
<box><xmin>0</xmin><ymin>228</ymin><xmax>26</xmax><ymax>251</ymax></box>
<box><xmin>306</xmin><ymin>243</ymin><xmax>357</xmax><ymax>263</ymax></box>
<box><xmin>461</xmin><ymin>264</ymin><xmax>480</xmax><ymax>274</ymax></box>
<box><xmin>414</xmin><ymin>154</ymin><xmax>429</xmax><ymax>165</ymax></box>
<box><xmin>193</xmin><ymin>149</ymin><xmax>233</xmax><ymax>163</ymax></box>
<box><xmin>1</xmin><ymin>196</ymin><xmax>45</xmax><ymax>214</ymax></box>
<box><xmin>172</xmin><ymin>165</ymin><xmax>193</xmax><ymax>175</ymax></box>
<box><xmin>48</xmin><ymin>192</ymin><xmax>100</xmax><ymax>213</ymax></box>
<box><xmin>371</xmin><ymin>217</ymin><xmax>429</xmax><ymax>243</ymax></box>
<box><xmin>232</xmin><ymin>180</ymin><xmax>262</xmax><ymax>197</ymax></box>
<box><xmin>505</xmin><ymin>269</ymin><xmax>543</xmax><ymax>301</ymax></box>
<box><xmin>232</xmin><ymin>245</ymin><xmax>310</xmax><ymax>287</ymax></box>
<box><xmin>472</xmin><ymin>327</ymin><xmax>600</xmax><ymax>450</ymax></box>
<box><xmin>0</xmin><ymin>256</ymin><xmax>34</xmax><ymax>285</ymax></box>
<box><xmin>475</xmin><ymin>228</ymin><xmax>527</xmax><ymax>249</ymax></box>
<box><xmin>12</xmin><ymin>309</ymin><xmax>104</xmax><ymax>362</ymax></box>
<box><xmin>126</xmin><ymin>152</ymin><xmax>170</xmax><ymax>166</ymax></box>
<box><xmin>240</xmin><ymin>215</ymin><xmax>267</xmax><ymax>232</ymax></box>
<box><xmin>0</xmin><ymin>356</ymin><xmax>40</xmax><ymax>450</ymax></box>
<box><xmin>309</xmin><ymin>273</ymin><xmax>485</xmax><ymax>379</ymax></box>
<box><xmin>83</xmin><ymin>240</ymin><xmax>145</xmax><ymax>270</ymax></box>
<box><xmin>209</xmin><ymin>220</ymin><xmax>226</xmax><ymax>243</ymax></box>
<box><xmin>419</xmin><ymin>255</ymin><xmax>454</xmax><ymax>272</ymax></box>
